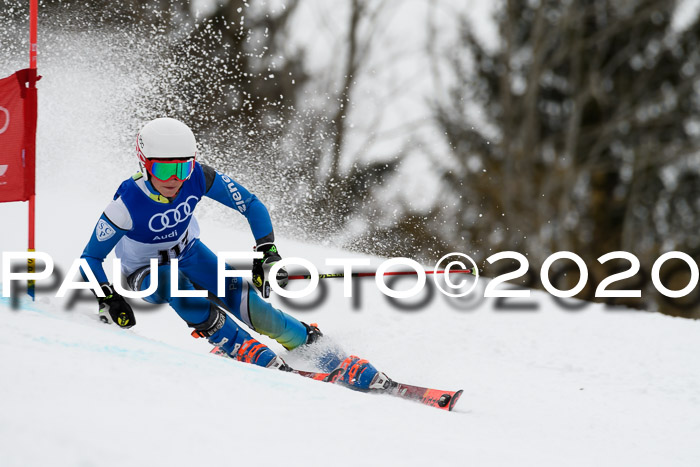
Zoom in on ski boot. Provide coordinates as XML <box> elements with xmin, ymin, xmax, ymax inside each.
<box><xmin>211</xmin><ymin>338</ymin><xmax>290</xmax><ymax>371</ymax></box>
<box><xmin>330</xmin><ymin>355</ymin><xmax>390</xmax><ymax>391</ymax></box>
<box><xmin>293</xmin><ymin>322</ymin><xmax>346</xmax><ymax>372</ymax></box>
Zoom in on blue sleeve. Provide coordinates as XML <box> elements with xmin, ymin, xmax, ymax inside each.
<box><xmin>80</xmin><ymin>214</ymin><xmax>127</xmax><ymax>284</ymax></box>
<box><xmin>205</xmin><ymin>170</ymin><xmax>274</xmax><ymax>243</ymax></box>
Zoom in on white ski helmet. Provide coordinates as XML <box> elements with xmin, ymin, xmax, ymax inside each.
<box><xmin>136</xmin><ymin>117</ymin><xmax>197</xmax><ymax>179</ymax></box>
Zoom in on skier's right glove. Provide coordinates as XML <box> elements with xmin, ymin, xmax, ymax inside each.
<box><xmin>252</xmin><ymin>243</ymin><xmax>289</xmax><ymax>298</ymax></box>
<box><xmin>97</xmin><ymin>283</ymin><xmax>136</xmax><ymax>328</ymax></box>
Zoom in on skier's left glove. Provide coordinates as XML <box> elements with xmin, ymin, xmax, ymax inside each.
<box><xmin>97</xmin><ymin>283</ymin><xmax>136</xmax><ymax>328</ymax></box>
<box><xmin>252</xmin><ymin>243</ymin><xmax>289</xmax><ymax>298</ymax></box>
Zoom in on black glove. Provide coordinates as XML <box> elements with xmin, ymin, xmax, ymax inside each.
<box><xmin>97</xmin><ymin>283</ymin><xmax>136</xmax><ymax>328</ymax></box>
<box><xmin>252</xmin><ymin>243</ymin><xmax>288</xmax><ymax>298</ymax></box>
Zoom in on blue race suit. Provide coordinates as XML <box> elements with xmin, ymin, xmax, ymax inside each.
<box><xmin>80</xmin><ymin>162</ymin><xmax>307</xmax><ymax>364</ymax></box>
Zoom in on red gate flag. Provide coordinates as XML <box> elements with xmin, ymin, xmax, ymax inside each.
<box><xmin>0</xmin><ymin>69</ymin><xmax>38</xmax><ymax>203</ymax></box>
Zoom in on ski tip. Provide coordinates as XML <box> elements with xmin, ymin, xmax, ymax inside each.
<box><xmin>447</xmin><ymin>389</ymin><xmax>463</xmax><ymax>411</ymax></box>
<box><xmin>431</xmin><ymin>389</ymin><xmax>464</xmax><ymax>411</ymax></box>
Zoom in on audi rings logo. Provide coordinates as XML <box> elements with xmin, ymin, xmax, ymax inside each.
<box><xmin>148</xmin><ymin>195</ymin><xmax>199</xmax><ymax>232</ymax></box>
<box><xmin>0</xmin><ymin>106</ymin><xmax>9</xmax><ymax>134</ymax></box>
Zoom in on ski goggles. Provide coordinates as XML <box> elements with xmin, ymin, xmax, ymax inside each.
<box><xmin>143</xmin><ymin>158</ymin><xmax>195</xmax><ymax>182</ymax></box>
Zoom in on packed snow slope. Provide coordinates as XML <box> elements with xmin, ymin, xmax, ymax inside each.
<box><xmin>2</xmin><ymin>167</ymin><xmax>700</xmax><ymax>467</ymax></box>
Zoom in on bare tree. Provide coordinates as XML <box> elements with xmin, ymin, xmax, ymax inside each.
<box><xmin>429</xmin><ymin>0</ymin><xmax>700</xmax><ymax>316</ymax></box>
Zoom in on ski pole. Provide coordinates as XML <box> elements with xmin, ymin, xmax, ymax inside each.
<box><xmin>287</xmin><ymin>269</ymin><xmax>475</xmax><ymax>281</ymax></box>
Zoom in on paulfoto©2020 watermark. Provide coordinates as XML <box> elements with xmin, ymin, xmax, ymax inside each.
<box><xmin>2</xmin><ymin>250</ymin><xmax>699</xmax><ymax>304</ymax></box>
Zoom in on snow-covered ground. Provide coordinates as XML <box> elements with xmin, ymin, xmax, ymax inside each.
<box><xmin>2</xmin><ymin>161</ymin><xmax>700</xmax><ymax>466</ymax></box>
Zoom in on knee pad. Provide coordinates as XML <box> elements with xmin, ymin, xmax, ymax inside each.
<box><xmin>189</xmin><ymin>305</ymin><xmax>226</xmax><ymax>339</ymax></box>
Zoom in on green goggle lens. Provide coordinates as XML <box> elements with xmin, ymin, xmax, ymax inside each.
<box><xmin>149</xmin><ymin>160</ymin><xmax>195</xmax><ymax>181</ymax></box>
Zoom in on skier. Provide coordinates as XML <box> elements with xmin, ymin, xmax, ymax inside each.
<box><xmin>80</xmin><ymin>117</ymin><xmax>384</xmax><ymax>390</ymax></box>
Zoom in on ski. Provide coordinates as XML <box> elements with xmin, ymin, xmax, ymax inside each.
<box><xmin>291</xmin><ymin>367</ymin><xmax>341</xmax><ymax>381</ymax></box>
<box><xmin>381</xmin><ymin>380</ymin><xmax>463</xmax><ymax>411</ymax></box>
<box><xmin>210</xmin><ymin>346</ymin><xmax>463</xmax><ymax>411</ymax></box>
<box><xmin>210</xmin><ymin>345</ymin><xmax>340</xmax><ymax>380</ymax></box>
